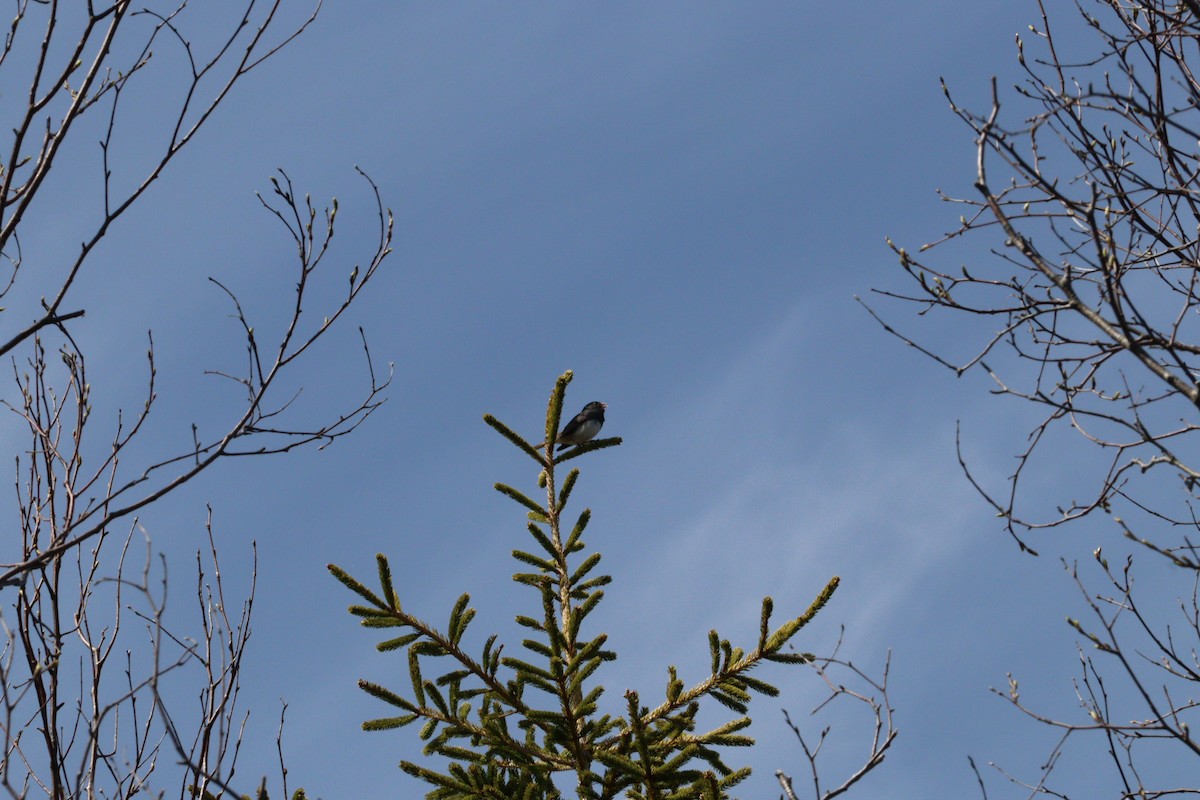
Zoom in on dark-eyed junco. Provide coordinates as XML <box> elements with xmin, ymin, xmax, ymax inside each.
<box><xmin>545</xmin><ymin>401</ymin><xmax>607</xmax><ymax>450</ymax></box>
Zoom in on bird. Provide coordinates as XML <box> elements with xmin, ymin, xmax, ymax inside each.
<box><xmin>540</xmin><ymin>401</ymin><xmax>606</xmax><ymax>451</ymax></box>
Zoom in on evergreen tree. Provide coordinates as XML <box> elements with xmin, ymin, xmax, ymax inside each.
<box><xmin>331</xmin><ymin>371</ymin><xmax>839</xmax><ymax>800</ymax></box>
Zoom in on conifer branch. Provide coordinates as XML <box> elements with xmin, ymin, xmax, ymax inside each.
<box><xmin>604</xmin><ymin>576</ymin><xmax>840</xmax><ymax>748</ymax></box>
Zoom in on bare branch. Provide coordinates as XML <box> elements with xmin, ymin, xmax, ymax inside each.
<box><xmin>880</xmin><ymin>0</ymin><xmax>1200</xmax><ymax>793</ymax></box>
<box><xmin>777</xmin><ymin>633</ymin><xmax>896</xmax><ymax>799</ymax></box>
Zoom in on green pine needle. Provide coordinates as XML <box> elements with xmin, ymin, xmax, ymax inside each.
<box><xmin>494</xmin><ymin>482</ymin><xmax>547</xmax><ymax>515</ymax></box>
<box><xmin>483</xmin><ymin>413</ymin><xmax>543</xmax><ymax>462</ymax></box>
<box><xmin>327</xmin><ymin>563</ymin><xmax>386</xmax><ymax>608</ymax></box>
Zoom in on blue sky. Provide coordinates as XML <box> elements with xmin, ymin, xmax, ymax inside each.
<box><xmin>13</xmin><ymin>2</ymin><xmax>1177</xmax><ymax>798</ymax></box>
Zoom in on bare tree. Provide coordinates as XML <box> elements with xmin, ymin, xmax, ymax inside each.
<box><xmin>0</xmin><ymin>2</ymin><xmax>392</xmax><ymax>798</ymax></box>
<box><xmin>871</xmin><ymin>0</ymin><xmax>1200</xmax><ymax>795</ymax></box>
<box><xmin>775</xmin><ymin>640</ymin><xmax>895</xmax><ymax>800</ymax></box>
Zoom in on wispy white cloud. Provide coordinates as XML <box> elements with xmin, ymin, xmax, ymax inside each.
<box><xmin>609</xmin><ymin>302</ymin><xmax>986</xmax><ymax>649</ymax></box>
